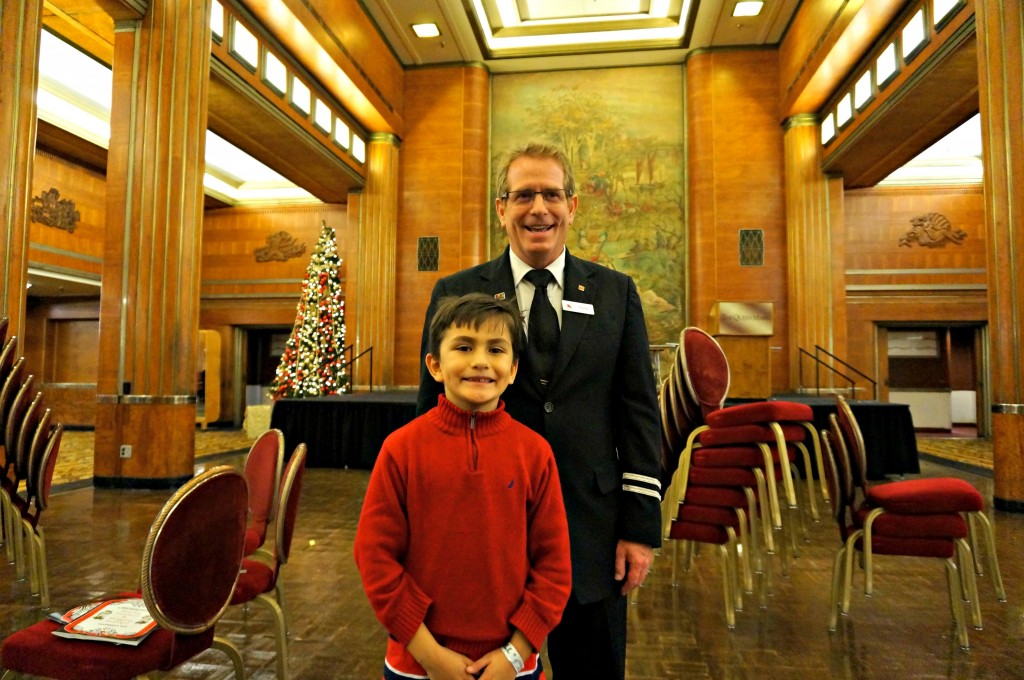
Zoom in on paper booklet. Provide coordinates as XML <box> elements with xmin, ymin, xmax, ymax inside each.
<box><xmin>49</xmin><ymin>597</ymin><xmax>157</xmax><ymax>646</ymax></box>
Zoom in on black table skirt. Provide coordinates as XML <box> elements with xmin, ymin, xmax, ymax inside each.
<box><xmin>269</xmin><ymin>392</ymin><xmax>418</xmax><ymax>469</ymax></box>
<box><xmin>797</xmin><ymin>398</ymin><xmax>920</xmax><ymax>479</ymax></box>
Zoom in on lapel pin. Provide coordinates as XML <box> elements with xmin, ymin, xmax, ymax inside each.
<box><xmin>578</xmin><ymin>285</ymin><xmax>585</xmax><ymax>292</ymax></box>
<box><xmin>495</xmin><ymin>292</ymin><xmax>506</xmax><ymax>300</ymax></box>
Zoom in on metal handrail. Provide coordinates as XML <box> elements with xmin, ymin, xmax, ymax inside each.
<box><xmin>814</xmin><ymin>344</ymin><xmax>877</xmax><ymax>400</ymax></box>
<box><xmin>341</xmin><ymin>344</ymin><xmax>373</xmax><ymax>392</ymax></box>
<box><xmin>797</xmin><ymin>347</ymin><xmax>857</xmax><ymax>400</ymax></box>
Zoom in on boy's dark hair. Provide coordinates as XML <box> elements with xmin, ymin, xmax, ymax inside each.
<box><xmin>428</xmin><ymin>293</ymin><xmax>525</xmax><ymax>360</ymax></box>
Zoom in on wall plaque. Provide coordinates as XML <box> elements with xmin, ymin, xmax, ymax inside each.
<box><xmin>708</xmin><ymin>301</ymin><xmax>774</xmax><ymax>336</ymax></box>
<box><xmin>30</xmin><ymin>187</ymin><xmax>80</xmax><ymax>233</ymax></box>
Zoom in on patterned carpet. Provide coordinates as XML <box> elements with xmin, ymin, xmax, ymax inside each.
<box><xmin>916</xmin><ymin>435</ymin><xmax>993</xmax><ymax>471</ymax></box>
<box><xmin>52</xmin><ymin>428</ymin><xmax>256</xmax><ymax>489</ymax></box>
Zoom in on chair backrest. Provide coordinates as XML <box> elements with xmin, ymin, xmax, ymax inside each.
<box><xmin>4</xmin><ymin>375</ymin><xmax>35</xmax><ymax>474</ymax></box>
<box><xmin>679</xmin><ymin>327</ymin><xmax>730</xmax><ymax>423</ymax></box>
<box><xmin>823</xmin><ymin>414</ymin><xmax>860</xmax><ymax>540</ymax></box>
<box><xmin>274</xmin><ymin>444</ymin><xmax>307</xmax><ymax>567</ymax></box>
<box><xmin>12</xmin><ymin>388</ymin><xmax>43</xmax><ymax>484</ymax></box>
<box><xmin>0</xmin><ymin>336</ymin><xmax>15</xmax><ymax>384</ymax></box>
<box><xmin>141</xmin><ymin>466</ymin><xmax>248</xmax><ymax>634</ymax></box>
<box><xmin>0</xmin><ymin>358</ymin><xmax>26</xmax><ymax>448</ymax></box>
<box><xmin>834</xmin><ymin>395</ymin><xmax>869</xmax><ymax>493</ymax></box>
<box><xmin>27</xmin><ymin>418</ymin><xmax>60</xmax><ymax>520</ymax></box>
<box><xmin>243</xmin><ymin>428</ymin><xmax>285</xmax><ymax>550</ymax></box>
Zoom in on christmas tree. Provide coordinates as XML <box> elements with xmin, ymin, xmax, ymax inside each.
<box><xmin>269</xmin><ymin>222</ymin><xmax>349</xmax><ymax>398</ymax></box>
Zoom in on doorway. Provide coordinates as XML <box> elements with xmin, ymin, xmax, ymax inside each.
<box><xmin>883</xmin><ymin>323</ymin><xmax>988</xmax><ymax>437</ymax></box>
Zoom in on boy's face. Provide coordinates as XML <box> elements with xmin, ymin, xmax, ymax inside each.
<box><xmin>425</xmin><ymin>320</ymin><xmax>518</xmax><ymax>413</ymax></box>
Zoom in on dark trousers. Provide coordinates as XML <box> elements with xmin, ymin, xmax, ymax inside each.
<box><xmin>547</xmin><ymin>592</ymin><xmax>627</xmax><ymax>679</ymax></box>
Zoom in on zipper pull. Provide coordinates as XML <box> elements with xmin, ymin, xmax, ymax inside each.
<box><xmin>470</xmin><ymin>412</ymin><xmax>477</xmax><ymax>430</ymax></box>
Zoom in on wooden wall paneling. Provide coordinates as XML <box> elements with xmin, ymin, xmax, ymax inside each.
<box><xmin>352</xmin><ymin>136</ymin><xmax>399</xmax><ymax>387</ymax></box>
<box><xmin>828</xmin><ymin>176</ymin><xmax>849</xmax><ymax>384</ymax></box>
<box><xmin>778</xmin><ymin>0</ymin><xmax>907</xmax><ymax>117</ymax></box>
<box><xmin>686</xmin><ymin>49</ymin><xmax>790</xmax><ymax>393</ymax></box>
<box><xmin>243</xmin><ymin>0</ymin><xmax>404</xmax><ymax>134</ymax></box>
<box><xmin>30</xmin><ymin>151</ymin><xmax>106</xmax><ymax>278</ymax></box>
<box><xmin>1</xmin><ymin>0</ymin><xmax>43</xmax><ymax>347</ymax></box>
<box><xmin>845</xmin><ymin>293</ymin><xmax>988</xmax><ymax>399</ymax></box>
<box><xmin>393</xmin><ymin>66</ymin><xmax>491</xmax><ymax>387</ymax></box>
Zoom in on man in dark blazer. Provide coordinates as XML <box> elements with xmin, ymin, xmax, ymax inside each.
<box><xmin>417</xmin><ymin>143</ymin><xmax>663</xmax><ymax>679</ymax></box>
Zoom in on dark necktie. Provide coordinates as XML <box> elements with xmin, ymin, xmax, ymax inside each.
<box><xmin>525</xmin><ymin>269</ymin><xmax>559</xmax><ymax>385</ymax></box>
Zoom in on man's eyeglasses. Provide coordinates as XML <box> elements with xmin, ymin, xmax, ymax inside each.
<box><xmin>500</xmin><ymin>188</ymin><xmax>572</xmax><ymax>206</ymax></box>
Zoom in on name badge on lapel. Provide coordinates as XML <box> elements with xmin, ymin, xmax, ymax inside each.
<box><xmin>563</xmin><ymin>300</ymin><xmax>594</xmax><ymax>315</ymax></box>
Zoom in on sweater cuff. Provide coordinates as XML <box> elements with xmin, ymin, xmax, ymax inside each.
<box><xmin>509</xmin><ymin>604</ymin><xmax>550</xmax><ymax>652</ymax></box>
<box><xmin>388</xmin><ymin>585</ymin><xmax>433</xmax><ymax>645</ymax></box>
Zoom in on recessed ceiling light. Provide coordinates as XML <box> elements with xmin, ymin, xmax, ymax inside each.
<box><xmin>733</xmin><ymin>1</ymin><xmax>764</xmax><ymax>17</ymax></box>
<box><xmin>411</xmin><ymin>23</ymin><xmax>441</xmax><ymax>38</ymax></box>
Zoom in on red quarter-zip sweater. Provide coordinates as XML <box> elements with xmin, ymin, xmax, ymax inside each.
<box><xmin>354</xmin><ymin>395</ymin><xmax>572</xmax><ymax>667</ymax></box>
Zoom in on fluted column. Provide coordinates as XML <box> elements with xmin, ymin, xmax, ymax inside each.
<box><xmin>353</xmin><ymin>133</ymin><xmax>400</xmax><ymax>388</ymax></box>
<box><xmin>94</xmin><ymin>1</ymin><xmax>211</xmax><ymax>486</ymax></box>
<box><xmin>0</xmin><ymin>1</ymin><xmax>43</xmax><ymax>347</ymax></box>
<box><xmin>783</xmin><ymin>115</ymin><xmax>835</xmax><ymax>388</ymax></box>
<box><xmin>977</xmin><ymin>0</ymin><xmax>1024</xmax><ymax>511</ymax></box>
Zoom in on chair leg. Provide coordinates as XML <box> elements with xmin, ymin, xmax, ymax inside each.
<box><xmin>800</xmin><ymin>421</ymin><xmax>828</xmax><ymax>503</ymax></box>
<box><xmin>945</xmin><ymin>559</ymin><xmax>970</xmax><ymax>650</ymax></box>
<box><xmin>33</xmin><ymin>527</ymin><xmax>50</xmax><ymax>609</ymax></box>
<box><xmin>795</xmin><ymin>441</ymin><xmax>819</xmax><ymax>522</ymax></box>
<box><xmin>969</xmin><ymin>511</ymin><xmax>1007</xmax><ymax>602</ymax></box>
<box><xmin>955</xmin><ymin>538</ymin><xmax>983</xmax><ymax>631</ymax></box>
<box><xmin>842</xmin><ymin>531</ymin><xmax>863</xmax><ymax>615</ymax></box>
<box><xmin>719</xmin><ymin>543</ymin><xmax>736</xmax><ymax>629</ymax></box>
<box><xmin>735</xmin><ymin>508</ymin><xmax>753</xmax><ymax>595</ymax></box>
<box><xmin>212</xmin><ymin>636</ymin><xmax>247</xmax><ymax>679</ymax></box>
<box><xmin>258</xmin><ymin>592</ymin><xmax>291</xmax><ymax>680</ymax></box>
<box><xmin>828</xmin><ymin>544</ymin><xmax>848</xmax><ymax>631</ymax></box>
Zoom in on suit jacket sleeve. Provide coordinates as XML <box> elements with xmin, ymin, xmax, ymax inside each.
<box><xmin>613</xmin><ymin>276</ymin><xmax>664</xmax><ymax>548</ymax></box>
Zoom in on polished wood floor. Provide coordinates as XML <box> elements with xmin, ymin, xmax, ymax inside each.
<box><xmin>1</xmin><ymin>453</ymin><xmax>1022</xmax><ymax>679</ymax></box>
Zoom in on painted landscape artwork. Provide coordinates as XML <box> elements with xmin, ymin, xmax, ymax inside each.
<box><xmin>491</xmin><ymin>65</ymin><xmax>686</xmax><ymax>344</ymax></box>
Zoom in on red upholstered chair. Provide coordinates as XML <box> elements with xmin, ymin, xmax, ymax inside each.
<box><xmin>0</xmin><ymin>465</ymin><xmax>249</xmax><ymax>680</ymax></box>
<box><xmin>17</xmin><ymin>415</ymin><xmax>60</xmax><ymax>607</ymax></box>
<box><xmin>821</xmin><ymin>417</ymin><xmax>979</xmax><ymax>649</ymax></box>
<box><xmin>661</xmin><ymin>459</ymin><xmax>751</xmax><ymax>629</ymax></box>
<box><xmin>230</xmin><ymin>443</ymin><xmax>306</xmax><ymax>679</ymax></box>
<box><xmin>1</xmin><ymin>373</ymin><xmax>35</xmax><ymax>572</ymax></box>
<box><xmin>674</xmin><ymin>328</ymin><xmax>822</xmax><ymax>563</ymax></box>
<box><xmin>242</xmin><ymin>428</ymin><xmax>285</xmax><ymax>556</ymax></box>
<box><xmin>833</xmin><ymin>394</ymin><xmax>1005</xmax><ymax>603</ymax></box>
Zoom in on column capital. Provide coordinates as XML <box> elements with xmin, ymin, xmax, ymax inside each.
<box><xmin>369</xmin><ymin>132</ymin><xmax>401</xmax><ymax>147</ymax></box>
<box><xmin>783</xmin><ymin>113</ymin><xmax>819</xmax><ymax>131</ymax></box>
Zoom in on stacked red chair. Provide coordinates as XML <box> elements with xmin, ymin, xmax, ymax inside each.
<box><xmin>242</xmin><ymin>428</ymin><xmax>285</xmax><ymax>556</ymax></box>
<box><xmin>231</xmin><ymin>443</ymin><xmax>306</xmax><ymax>679</ymax></box>
<box><xmin>833</xmin><ymin>394</ymin><xmax>1004</xmax><ymax>604</ymax></box>
<box><xmin>0</xmin><ymin>466</ymin><xmax>250</xmax><ymax>679</ymax></box>
<box><xmin>821</xmin><ymin>415</ymin><xmax>980</xmax><ymax>649</ymax></box>
<box><xmin>660</xmin><ymin>349</ymin><xmax>771</xmax><ymax>625</ymax></box>
<box><xmin>672</xmin><ymin>328</ymin><xmax>822</xmax><ymax>567</ymax></box>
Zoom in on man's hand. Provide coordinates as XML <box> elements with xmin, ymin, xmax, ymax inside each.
<box><xmin>615</xmin><ymin>539</ymin><xmax>654</xmax><ymax>595</ymax></box>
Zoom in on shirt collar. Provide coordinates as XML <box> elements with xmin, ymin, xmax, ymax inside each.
<box><xmin>509</xmin><ymin>248</ymin><xmax>566</xmax><ymax>289</ymax></box>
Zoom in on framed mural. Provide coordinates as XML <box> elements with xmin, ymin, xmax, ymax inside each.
<box><xmin>490</xmin><ymin>65</ymin><xmax>686</xmax><ymax>344</ymax></box>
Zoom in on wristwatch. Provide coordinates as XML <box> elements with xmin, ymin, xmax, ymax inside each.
<box><xmin>501</xmin><ymin>642</ymin><xmax>525</xmax><ymax>673</ymax></box>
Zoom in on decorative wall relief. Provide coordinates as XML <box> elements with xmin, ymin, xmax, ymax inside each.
<box><xmin>898</xmin><ymin>213</ymin><xmax>967</xmax><ymax>247</ymax></box>
<box><xmin>30</xmin><ymin>188</ymin><xmax>80</xmax><ymax>233</ymax></box>
<box><xmin>255</xmin><ymin>231</ymin><xmax>307</xmax><ymax>262</ymax></box>
<box><xmin>491</xmin><ymin>66</ymin><xmax>686</xmax><ymax>343</ymax></box>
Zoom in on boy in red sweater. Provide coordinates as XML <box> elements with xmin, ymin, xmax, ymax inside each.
<box><xmin>354</xmin><ymin>293</ymin><xmax>572</xmax><ymax>680</ymax></box>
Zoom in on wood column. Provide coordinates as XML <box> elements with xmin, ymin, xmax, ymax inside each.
<box><xmin>94</xmin><ymin>2</ymin><xmax>211</xmax><ymax>487</ymax></box>
<box><xmin>783</xmin><ymin>115</ymin><xmax>835</xmax><ymax>389</ymax></box>
<box><xmin>353</xmin><ymin>133</ymin><xmax>399</xmax><ymax>388</ymax></box>
<box><xmin>0</xmin><ymin>1</ymin><xmax>43</xmax><ymax>347</ymax></box>
<box><xmin>976</xmin><ymin>0</ymin><xmax>1024</xmax><ymax>511</ymax></box>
